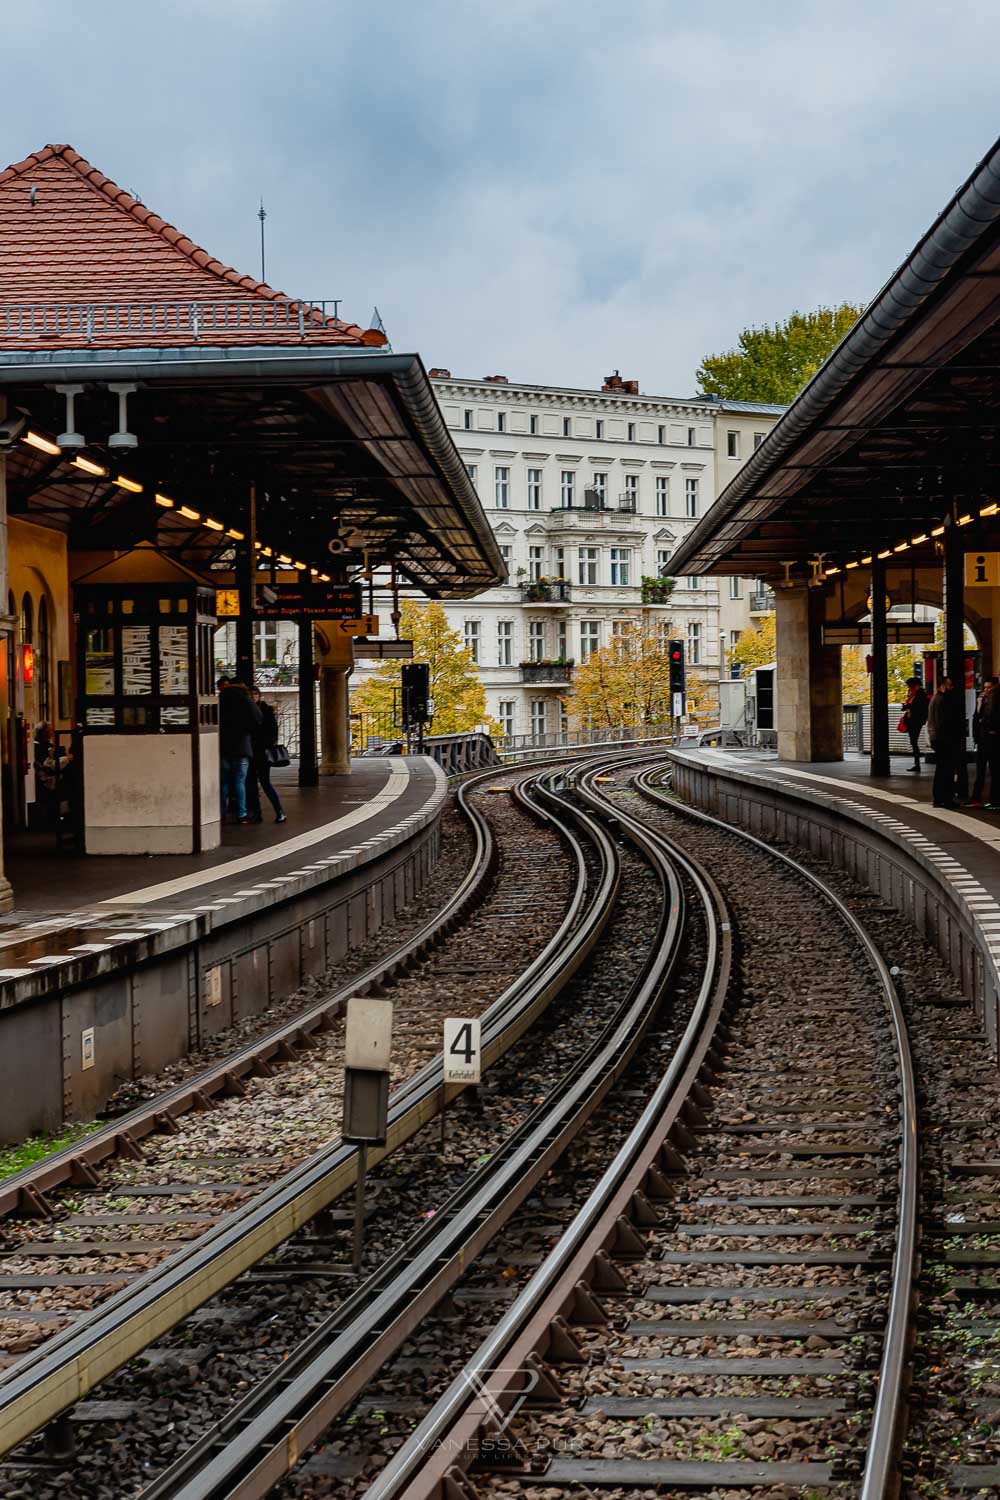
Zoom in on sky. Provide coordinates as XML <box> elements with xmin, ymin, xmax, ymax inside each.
<box><xmin>4</xmin><ymin>0</ymin><xmax>1000</xmax><ymax>396</ymax></box>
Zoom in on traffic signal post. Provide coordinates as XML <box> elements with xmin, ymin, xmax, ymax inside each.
<box><xmin>668</xmin><ymin>639</ymin><xmax>686</xmax><ymax>742</ymax></box>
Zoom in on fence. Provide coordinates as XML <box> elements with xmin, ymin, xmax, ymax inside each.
<box><xmin>843</xmin><ymin>704</ymin><xmax>929</xmax><ymax>755</ymax></box>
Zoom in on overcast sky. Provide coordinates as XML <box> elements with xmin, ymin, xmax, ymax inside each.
<box><xmin>5</xmin><ymin>1</ymin><xmax>999</xmax><ymax>395</ymax></box>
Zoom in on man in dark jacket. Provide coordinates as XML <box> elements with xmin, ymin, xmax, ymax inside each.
<box><xmin>245</xmin><ymin>687</ymin><xmax>287</xmax><ymax>824</ymax></box>
<box><xmin>219</xmin><ymin>681</ymin><xmax>262</xmax><ymax>824</ymax></box>
<box><xmin>928</xmin><ymin>676</ymin><xmax>965</xmax><ymax>809</ymax></box>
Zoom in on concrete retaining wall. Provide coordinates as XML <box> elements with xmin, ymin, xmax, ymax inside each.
<box><xmin>669</xmin><ymin>750</ymin><xmax>1000</xmax><ymax>1057</ymax></box>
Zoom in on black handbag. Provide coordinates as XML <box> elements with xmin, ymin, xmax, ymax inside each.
<box><xmin>266</xmin><ymin>743</ymin><xmax>291</xmax><ymax>768</ymax></box>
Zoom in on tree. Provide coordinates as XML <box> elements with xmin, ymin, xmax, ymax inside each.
<box><xmin>697</xmin><ymin>304</ymin><xmax>866</xmax><ymax>404</ymax></box>
<box><xmin>565</xmin><ymin>623</ymin><xmax>677</xmax><ymax>729</ymax></box>
<box><xmin>350</xmin><ymin>599</ymin><xmax>494</xmax><ymax>739</ymax></box>
<box><xmin>727</xmin><ymin>613</ymin><xmax>776</xmax><ymax>676</ymax></box>
<box><xmin>841</xmin><ymin>646</ymin><xmax>870</xmax><ymax>704</ymax></box>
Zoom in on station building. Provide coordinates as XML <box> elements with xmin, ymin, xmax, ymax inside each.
<box><xmin>0</xmin><ymin>142</ymin><xmax>502</xmax><ymax>901</ymax></box>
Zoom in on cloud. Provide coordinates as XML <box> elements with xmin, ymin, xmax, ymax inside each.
<box><xmin>3</xmin><ymin>0</ymin><xmax>998</xmax><ymax>392</ymax></box>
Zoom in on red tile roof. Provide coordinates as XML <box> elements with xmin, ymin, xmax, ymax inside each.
<box><xmin>0</xmin><ymin>144</ymin><xmax>387</xmax><ymax>349</ymax></box>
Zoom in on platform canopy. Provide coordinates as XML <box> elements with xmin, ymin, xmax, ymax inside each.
<box><xmin>668</xmin><ymin>135</ymin><xmax>1000</xmax><ymax>583</ymax></box>
<box><xmin>0</xmin><ymin>145</ymin><xmax>503</xmax><ymax>598</ymax></box>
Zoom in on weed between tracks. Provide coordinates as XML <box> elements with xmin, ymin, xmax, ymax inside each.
<box><xmin>0</xmin><ymin>1121</ymin><xmax>101</xmax><ymax>1181</ymax></box>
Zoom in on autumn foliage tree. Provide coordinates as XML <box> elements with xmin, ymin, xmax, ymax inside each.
<box><xmin>728</xmin><ymin>611</ymin><xmax>935</xmax><ymax>706</ymax></box>
<box><xmin>697</xmin><ymin>305</ymin><xmax>865</xmax><ymax>404</ymax></box>
<box><xmin>350</xmin><ymin>599</ymin><xmax>494</xmax><ymax>740</ymax></box>
<box><xmin>565</xmin><ymin>622</ymin><xmax>717</xmax><ymax>728</ymax></box>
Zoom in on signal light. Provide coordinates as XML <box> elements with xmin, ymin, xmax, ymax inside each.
<box><xmin>668</xmin><ymin>639</ymin><xmax>686</xmax><ymax>705</ymax></box>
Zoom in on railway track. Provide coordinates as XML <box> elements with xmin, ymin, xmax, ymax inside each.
<box><xmin>357</xmin><ymin>756</ymin><xmax>918</xmax><ymax>1500</ymax></box>
<box><xmin>0</xmin><ymin>758</ymin><xmax>611</xmax><ymax>1465</ymax></box>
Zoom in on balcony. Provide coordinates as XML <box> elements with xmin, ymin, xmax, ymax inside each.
<box><xmin>519</xmin><ymin>579</ymin><xmax>572</xmax><ymax>604</ymax></box>
<box><xmin>520</xmin><ymin>660</ymin><xmax>574</xmax><ymax>686</ymax></box>
<box><xmin>750</xmin><ymin>590</ymin><xmax>775</xmax><ymax>614</ymax></box>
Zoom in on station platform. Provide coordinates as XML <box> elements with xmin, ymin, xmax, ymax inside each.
<box><xmin>669</xmin><ymin>744</ymin><xmax>1000</xmax><ymax>1052</ymax></box>
<box><xmin>0</xmin><ymin>756</ymin><xmax>443</xmax><ymax>978</ymax></box>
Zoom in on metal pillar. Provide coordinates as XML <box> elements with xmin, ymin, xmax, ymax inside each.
<box><xmin>944</xmin><ymin>516</ymin><xmax>969</xmax><ymax>798</ymax></box>
<box><xmin>870</xmin><ymin>557</ymin><xmax>890</xmax><ymax>778</ymax></box>
<box><xmin>298</xmin><ymin>618</ymin><xmax>318</xmax><ymax>786</ymax></box>
<box><xmin>235</xmin><ymin>483</ymin><xmax>256</xmax><ymax>688</ymax></box>
<box><xmin>944</xmin><ymin>518</ymin><xmax>966</xmax><ymax>686</ymax></box>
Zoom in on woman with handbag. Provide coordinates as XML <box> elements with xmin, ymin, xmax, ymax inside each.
<box><xmin>246</xmin><ymin>686</ymin><xmax>288</xmax><ymax>824</ymax></box>
<box><xmin>900</xmin><ymin>676</ymin><xmax>929</xmax><ymax>772</ymax></box>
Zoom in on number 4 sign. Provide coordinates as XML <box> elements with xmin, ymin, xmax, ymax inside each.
<box><xmin>443</xmin><ymin>1018</ymin><xmax>482</xmax><ymax>1083</ymax></box>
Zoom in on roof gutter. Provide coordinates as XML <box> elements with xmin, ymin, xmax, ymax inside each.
<box><xmin>668</xmin><ymin>132</ymin><xmax>1000</xmax><ymax>575</ymax></box>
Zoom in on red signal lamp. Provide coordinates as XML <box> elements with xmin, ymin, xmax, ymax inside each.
<box><xmin>22</xmin><ymin>644</ymin><xmax>34</xmax><ymax>685</ymax></box>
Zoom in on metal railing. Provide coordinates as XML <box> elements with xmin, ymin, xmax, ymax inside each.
<box><xmin>0</xmin><ymin>299</ymin><xmax>347</xmax><ymax>344</ymax></box>
<box><xmin>520</xmin><ymin>660</ymin><xmax>574</xmax><ymax>684</ymax></box>
<box><xmin>495</xmin><ymin>723</ymin><xmax>673</xmax><ymax>758</ymax></box>
<box><xmin>750</xmin><ymin>590</ymin><xmax>775</xmax><ymax>612</ymax></box>
<box><xmin>519</xmin><ymin>580</ymin><xmax>571</xmax><ymax>603</ymax></box>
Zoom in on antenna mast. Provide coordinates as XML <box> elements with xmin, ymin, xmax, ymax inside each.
<box><xmin>258</xmin><ymin>198</ymin><xmax>267</xmax><ymax>283</ymax></box>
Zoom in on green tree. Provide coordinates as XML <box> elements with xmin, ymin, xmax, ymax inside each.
<box><xmin>697</xmin><ymin>304</ymin><xmax>866</xmax><ymax>404</ymax></box>
<box><xmin>350</xmin><ymin>599</ymin><xmax>494</xmax><ymax>740</ymax></box>
<box><xmin>566</xmin><ymin>622</ymin><xmax>675</xmax><ymax>729</ymax></box>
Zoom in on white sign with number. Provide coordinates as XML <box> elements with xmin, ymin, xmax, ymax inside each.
<box><xmin>444</xmin><ymin>1017</ymin><xmax>482</xmax><ymax>1083</ymax></box>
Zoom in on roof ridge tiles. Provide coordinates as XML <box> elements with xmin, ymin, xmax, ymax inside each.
<box><xmin>0</xmin><ymin>142</ymin><xmax>383</xmax><ymax>347</ymax></box>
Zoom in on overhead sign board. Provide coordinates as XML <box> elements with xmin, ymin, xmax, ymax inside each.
<box><xmin>823</xmin><ymin>622</ymin><xmax>933</xmax><ymax>645</ymax></box>
<box><xmin>353</xmin><ymin>638</ymin><xmax>415</xmax><ymax>660</ymax></box>
<box><xmin>965</xmin><ymin>551</ymin><xmax>1000</xmax><ymax>587</ymax></box>
<box><xmin>254</xmin><ymin>580</ymin><xmax>363</xmax><ymax>618</ymax></box>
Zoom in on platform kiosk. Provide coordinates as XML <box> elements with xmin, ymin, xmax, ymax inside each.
<box><xmin>74</xmin><ymin>548</ymin><xmax>220</xmax><ymax>854</ymax></box>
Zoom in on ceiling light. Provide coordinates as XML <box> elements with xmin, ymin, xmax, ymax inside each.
<box><xmin>958</xmin><ymin>513</ymin><xmax>973</xmax><ymax>525</ymax></box>
<box><xmin>894</xmin><ymin>542</ymin><xmax>909</xmax><ymax>552</ymax></box>
<box><xmin>72</xmin><ymin>455</ymin><xmax>107</xmax><ymax>477</ymax></box>
<box><xmin>861</xmin><ymin>555</ymin><xmax>873</xmax><ymax>564</ymax></box>
<box><xmin>981</xmin><ymin>503</ymin><xmax>999</xmax><ymax>516</ymax></box>
<box><xmin>154</xmin><ymin>493</ymin><xmax>174</xmax><ymax>508</ymax></box>
<box><xmin>911</xmin><ymin>533</ymin><xmax>928</xmax><ymax>544</ymax></box>
<box><xmin>824</xmin><ymin>566</ymin><xmax>840</xmax><ymax>575</ymax></box>
<box><xmin>931</xmin><ymin>525</ymin><xmax>945</xmax><ymax>536</ymax></box>
<box><xmin>24</xmin><ymin>430</ymin><xmax>61</xmax><ymax>456</ymax></box>
<box><xmin>319</xmin><ymin>573</ymin><xmax>330</xmax><ymax>582</ymax></box>
<box><xmin>293</xmin><ymin>560</ymin><xmax>306</xmax><ymax>570</ymax></box>
<box><xmin>114</xmin><ymin>475</ymin><xmax>143</xmax><ymax>493</ymax></box>
<box><xmin>260</xmin><ymin>546</ymin><xmax>273</xmax><ymax>557</ymax></box>
<box><xmin>845</xmin><ymin>561</ymin><xmax>859</xmax><ymax>570</ymax></box>
<box><xmin>204</xmin><ymin>517</ymin><xmax>224</xmax><ymax>532</ymax></box>
<box><xmin>277</xmin><ymin>554</ymin><xmax>292</xmax><ymax>565</ymax></box>
<box><xmin>309</xmin><ymin>567</ymin><xmax>319</xmax><ymax>577</ymax></box>
<box><xmin>178</xmin><ymin>505</ymin><xmax>200</xmax><ymax>521</ymax></box>
<box><xmin>227</xmin><ymin>528</ymin><xmax>245</xmax><ymax>541</ymax></box>
<box><xmin>877</xmin><ymin>549</ymin><xmax>891</xmax><ymax>559</ymax></box>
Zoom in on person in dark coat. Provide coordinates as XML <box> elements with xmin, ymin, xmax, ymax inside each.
<box><xmin>969</xmin><ymin>678</ymin><xmax>998</xmax><ymax>805</ymax></box>
<box><xmin>901</xmin><ymin>676</ymin><xmax>929</xmax><ymax>773</ymax></box>
<box><xmin>245</xmin><ymin>687</ymin><xmax>286</xmax><ymax>824</ymax></box>
<box><xmin>219</xmin><ymin>681</ymin><xmax>262</xmax><ymax>823</ymax></box>
<box><xmin>928</xmin><ymin>675</ymin><xmax>965</xmax><ymax>809</ymax></box>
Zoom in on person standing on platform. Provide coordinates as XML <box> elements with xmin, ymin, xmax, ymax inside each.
<box><xmin>219</xmin><ymin>680</ymin><xmax>261</xmax><ymax>824</ymax></box>
<box><xmin>982</xmin><ymin>677</ymin><xmax>1000</xmax><ymax>810</ymax></box>
<box><xmin>246</xmin><ymin>686</ymin><xmax>287</xmax><ymax>825</ymax></box>
<box><xmin>928</xmin><ymin>675</ymin><xmax>965</xmax><ymax>809</ymax></box>
<box><xmin>969</xmin><ymin>678</ymin><xmax>997</xmax><ymax>806</ymax></box>
<box><xmin>902</xmin><ymin>676</ymin><xmax>929</xmax><ymax>773</ymax></box>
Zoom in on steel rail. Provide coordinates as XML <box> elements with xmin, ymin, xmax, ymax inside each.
<box><xmin>131</xmin><ymin>757</ymin><xmax>684</xmax><ymax>1499</ymax></box>
<box><xmin>633</xmin><ymin>762</ymin><xmax>919</xmax><ymax>1500</ymax></box>
<box><xmin>364</xmin><ymin>753</ymin><xmax>734</xmax><ymax>1500</ymax></box>
<box><xmin>0</xmin><ymin>763</ymin><xmax>607</xmax><ymax>1459</ymax></box>
<box><xmin>0</xmin><ymin>765</ymin><xmax>506</xmax><ymax>1219</ymax></box>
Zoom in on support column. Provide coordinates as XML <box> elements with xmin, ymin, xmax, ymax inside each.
<box><xmin>775</xmin><ymin>586</ymin><xmax>843</xmax><ymax>762</ymax></box>
<box><xmin>0</xmin><ymin>402</ymin><xmax>13</xmax><ymax>910</ymax></box>
<box><xmin>944</xmin><ymin>517</ymin><xmax>966</xmax><ymax>686</ymax></box>
<box><xmin>320</xmin><ymin>666</ymin><xmax>351</xmax><ymax>775</ymax></box>
<box><xmin>870</xmin><ymin>557</ymin><xmax>890</xmax><ymax>778</ymax></box>
<box><xmin>297</xmin><ymin>619</ymin><xmax>318</xmax><ymax>786</ymax></box>
<box><xmin>234</xmin><ymin>483</ymin><xmax>256</xmax><ymax>688</ymax></box>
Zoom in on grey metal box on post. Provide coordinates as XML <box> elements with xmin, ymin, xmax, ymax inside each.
<box><xmin>342</xmin><ymin>996</ymin><xmax>393</xmax><ymax>1273</ymax></box>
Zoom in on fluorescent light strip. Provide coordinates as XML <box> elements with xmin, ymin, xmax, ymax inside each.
<box><xmin>204</xmin><ymin>517</ymin><xmax>224</xmax><ymax>532</ymax></box>
<box><xmin>72</xmin><ymin>455</ymin><xmax>107</xmax><ymax>477</ymax></box>
<box><xmin>178</xmin><ymin>505</ymin><xmax>200</xmax><ymax>521</ymax></box>
<box><xmin>154</xmin><ymin>493</ymin><xmax>174</xmax><ymax>508</ymax></box>
<box><xmin>23</xmin><ymin>431</ymin><xmax>61</xmax><ymax>456</ymax></box>
<box><xmin>114</xmin><ymin>475</ymin><xmax>143</xmax><ymax>493</ymax></box>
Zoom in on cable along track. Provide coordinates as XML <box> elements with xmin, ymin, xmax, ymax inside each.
<box><xmin>362</xmin><ymin>755</ymin><xmax>917</xmax><ymax>1500</ymax></box>
<box><xmin>0</xmin><ymin>762</ymin><xmax>603</xmax><ymax>1461</ymax></box>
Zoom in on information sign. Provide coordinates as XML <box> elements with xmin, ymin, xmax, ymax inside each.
<box><xmin>443</xmin><ymin>1018</ymin><xmax>482</xmax><ymax>1084</ymax></box>
<box><xmin>255</xmin><ymin>580</ymin><xmax>363</xmax><ymax>618</ymax></box>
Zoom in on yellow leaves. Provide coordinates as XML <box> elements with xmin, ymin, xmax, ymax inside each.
<box><xmin>350</xmin><ymin>599</ymin><xmax>497</xmax><ymax>739</ymax></box>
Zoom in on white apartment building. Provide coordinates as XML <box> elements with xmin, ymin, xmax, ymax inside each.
<box><xmin>421</xmin><ymin>373</ymin><xmax>783</xmax><ymax>737</ymax></box>
<box><xmin>218</xmin><ymin>376</ymin><xmax>785</xmax><ymax>744</ymax></box>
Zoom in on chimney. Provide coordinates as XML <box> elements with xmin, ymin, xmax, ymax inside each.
<box><xmin>428</xmin><ymin>367</ymin><xmax>451</xmax><ymax>379</ymax></box>
<box><xmin>483</xmin><ymin>374</ymin><xmax>509</xmax><ymax>383</ymax></box>
<box><xmin>601</xmin><ymin>370</ymin><xmax>639</xmax><ymax>395</ymax></box>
